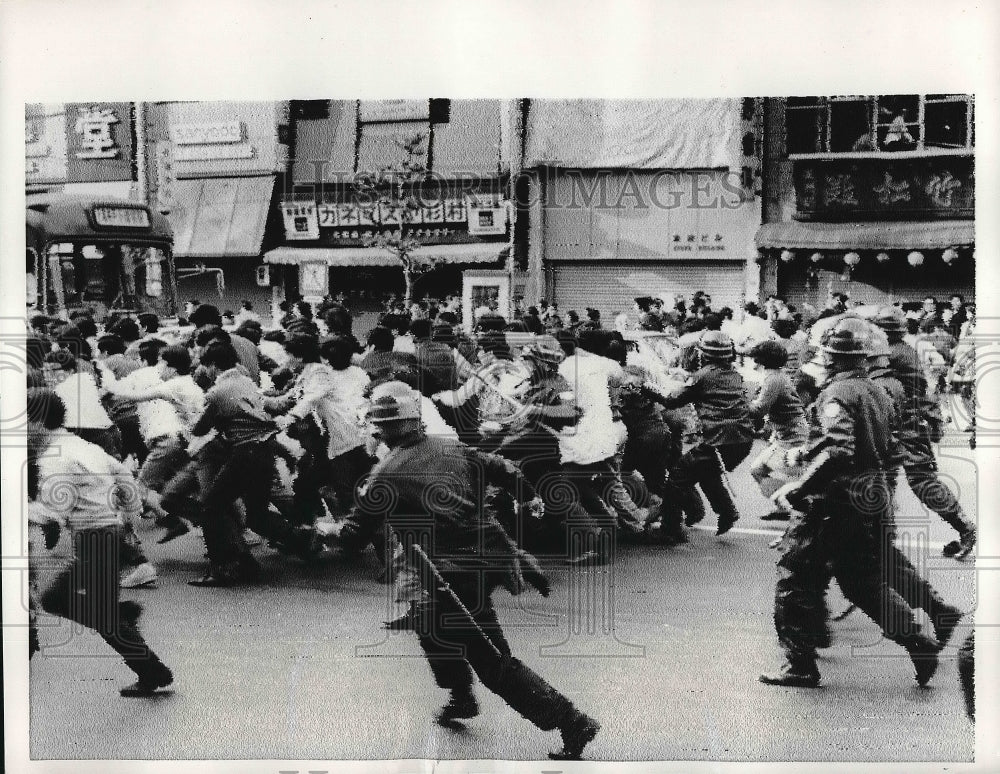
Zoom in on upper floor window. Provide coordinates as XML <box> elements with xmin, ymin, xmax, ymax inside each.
<box><xmin>785</xmin><ymin>95</ymin><xmax>973</xmax><ymax>156</ymax></box>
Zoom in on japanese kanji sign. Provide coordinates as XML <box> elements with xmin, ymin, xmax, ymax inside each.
<box><xmin>793</xmin><ymin>157</ymin><xmax>974</xmax><ymax>220</ymax></box>
<box><xmin>65</xmin><ymin>102</ymin><xmax>134</xmax><ymax>182</ymax></box>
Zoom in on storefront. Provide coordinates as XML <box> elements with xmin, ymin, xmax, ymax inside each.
<box><xmin>522</xmin><ymin>99</ymin><xmax>763</xmax><ymax>322</ymax></box>
<box><xmin>267</xmin><ymin>99</ymin><xmax>512</xmax><ymax>328</ymax></box>
<box><xmin>152</xmin><ymin>101</ymin><xmax>289</xmax><ymax>317</ymax></box>
<box><xmin>757</xmin><ymin>95</ymin><xmax>975</xmax><ymax>310</ymax></box>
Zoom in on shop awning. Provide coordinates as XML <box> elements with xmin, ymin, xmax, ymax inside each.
<box><xmin>755</xmin><ymin>220</ymin><xmax>975</xmax><ymax>250</ymax></box>
<box><xmin>263</xmin><ymin>242</ymin><xmax>507</xmax><ymax>267</ymax></box>
<box><xmin>168</xmin><ymin>176</ymin><xmax>274</xmax><ymax>258</ymax></box>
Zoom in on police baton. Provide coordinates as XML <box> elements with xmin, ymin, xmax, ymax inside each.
<box><xmin>406</xmin><ymin>542</ymin><xmax>503</xmax><ymax>658</ymax></box>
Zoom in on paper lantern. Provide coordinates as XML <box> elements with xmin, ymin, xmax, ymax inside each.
<box><xmin>907</xmin><ymin>251</ymin><xmax>924</xmax><ymax>267</ymax></box>
<box><xmin>810</xmin><ymin>252</ymin><xmax>823</xmax><ymax>263</ymax></box>
<box><xmin>780</xmin><ymin>249</ymin><xmax>795</xmax><ymax>263</ymax></box>
<box><xmin>942</xmin><ymin>247</ymin><xmax>958</xmax><ymax>265</ymax></box>
<box><xmin>843</xmin><ymin>251</ymin><xmax>861</xmax><ymax>267</ymax></box>
<box><xmin>876</xmin><ymin>251</ymin><xmax>890</xmax><ymax>263</ymax></box>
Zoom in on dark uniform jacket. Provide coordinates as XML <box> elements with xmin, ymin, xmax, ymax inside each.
<box><xmin>791</xmin><ymin>369</ymin><xmax>899</xmax><ymax>511</ymax></box>
<box><xmin>361</xmin><ymin>431</ymin><xmax>542</xmax><ymax>595</ymax></box>
<box><xmin>650</xmin><ymin>362</ymin><xmax>753</xmax><ymax>447</ymax></box>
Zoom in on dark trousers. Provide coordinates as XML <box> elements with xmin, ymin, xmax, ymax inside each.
<box><xmin>415</xmin><ymin>570</ymin><xmax>576</xmax><ymax>731</ymax></box>
<box><xmin>199</xmin><ymin>438</ymin><xmax>297</xmax><ymax>575</ymax></box>
<box><xmin>494</xmin><ymin>432</ymin><xmax>595</xmax><ymax>555</ymax></box>
<box><xmin>904</xmin><ymin>461</ymin><xmax>974</xmax><ymax>537</ymax></box>
<box><xmin>667</xmin><ymin>441</ymin><xmax>751</xmax><ymax>524</ymax></box>
<box><xmin>773</xmin><ymin>495</ymin><xmax>927</xmax><ymax>670</ymax></box>
<box><xmin>38</xmin><ymin>526</ymin><xmax>170</xmax><ymax>683</ymax></box>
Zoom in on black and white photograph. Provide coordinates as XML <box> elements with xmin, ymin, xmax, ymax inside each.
<box><xmin>2</xmin><ymin>2</ymin><xmax>998</xmax><ymax>772</ymax></box>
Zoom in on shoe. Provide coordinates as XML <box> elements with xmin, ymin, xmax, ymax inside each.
<box><xmin>907</xmin><ymin>635</ymin><xmax>942</xmax><ymax>687</ymax></box>
<box><xmin>716</xmin><ymin>513</ymin><xmax>739</xmax><ymax>536</ymax></box>
<box><xmin>759</xmin><ymin>662</ymin><xmax>821</xmax><ymax>688</ymax></box>
<box><xmin>242</xmin><ymin>528</ymin><xmax>263</xmax><ymax>547</ymax></box>
<box><xmin>942</xmin><ymin>540</ymin><xmax>961</xmax><ymax>558</ymax></box>
<box><xmin>237</xmin><ymin>553</ymin><xmax>262</xmax><ymax>583</ymax></box>
<box><xmin>157</xmin><ymin>522</ymin><xmax>190</xmax><ymax>544</ymax></box>
<box><xmin>932</xmin><ymin>604</ymin><xmax>963</xmax><ymax>648</ymax></box>
<box><xmin>955</xmin><ymin>528</ymin><xmax>976</xmax><ymax>561</ymax></box>
<box><xmin>120</xmin><ymin>666</ymin><xmax>173</xmax><ymax>697</ymax></box>
<box><xmin>120</xmin><ymin>563</ymin><xmax>158</xmax><ymax>589</ymax></box>
<box><xmin>187</xmin><ymin>574</ymin><xmax>237</xmax><ymax>588</ymax></box>
<box><xmin>684</xmin><ymin>512</ymin><xmax>704</xmax><ymax>527</ymax></box>
<box><xmin>549</xmin><ymin>712</ymin><xmax>600</xmax><ymax>760</ymax></box>
<box><xmin>761</xmin><ymin>509</ymin><xmax>792</xmax><ymax>522</ymax></box>
<box><xmin>436</xmin><ymin>690</ymin><xmax>479</xmax><ymax>728</ymax></box>
<box><xmin>119</xmin><ymin>600</ymin><xmax>143</xmax><ymax>628</ymax></box>
<box><xmin>659</xmin><ymin>529</ymin><xmax>689</xmax><ymax>546</ymax></box>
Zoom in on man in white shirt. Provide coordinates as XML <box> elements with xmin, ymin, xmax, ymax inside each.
<box><xmin>556</xmin><ymin>332</ymin><xmax>645</xmax><ymax>537</ymax></box>
<box><xmin>44</xmin><ymin>349</ymin><xmax>121</xmax><ymax>458</ymax></box>
<box><xmin>105</xmin><ymin>344</ymin><xmax>206</xmax><ymax>544</ymax></box>
<box><xmin>27</xmin><ymin>389</ymin><xmax>174</xmax><ymax>697</ymax></box>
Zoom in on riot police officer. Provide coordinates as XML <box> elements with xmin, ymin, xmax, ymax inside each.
<box><xmin>650</xmin><ymin>330</ymin><xmax>753</xmax><ymax>535</ymax></box>
<box><xmin>873</xmin><ymin>306</ymin><xmax>976</xmax><ymax>559</ymax></box>
<box><xmin>357</xmin><ymin>381</ymin><xmax>601</xmax><ymax>760</ymax></box>
<box><xmin>760</xmin><ymin>329</ymin><xmax>943</xmax><ymax>688</ymax></box>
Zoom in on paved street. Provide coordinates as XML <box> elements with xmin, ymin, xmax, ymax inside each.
<box><xmin>28</xmin><ymin>440</ymin><xmax>977</xmax><ymax>762</ymax></box>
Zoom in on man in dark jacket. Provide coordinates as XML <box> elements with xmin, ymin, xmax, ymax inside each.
<box><xmin>352</xmin><ymin>381</ymin><xmax>600</xmax><ymax>760</ymax></box>
<box><xmin>650</xmin><ymin>330</ymin><xmax>754</xmax><ymax>535</ymax></box>
<box><xmin>760</xmin><ymin>329</ymin><xmax>945</xmax><ymax>688</ymax></box>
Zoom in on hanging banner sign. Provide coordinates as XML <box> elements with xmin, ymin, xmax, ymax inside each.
<box><xmin>281</xmin><ymin>200</ymin><xmax>320</xmax><ymax>240</ymax></box>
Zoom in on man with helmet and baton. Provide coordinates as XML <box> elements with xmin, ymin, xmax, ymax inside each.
<box><xmin>645</xmin><ymin>329</ymin><xmax>754</xmax><ymax>536</ymax></box>
<box><xmin>760</xmin><ymin>327</ymin><xmax>944</xmax><ymax>688</ymax></box>
<box><xmin>350</xmin><ymin>380</ymin><xmax>601</xmax><ymax>760</ymax></box>
<box><xmin>872</xmin><ymin>305</ymin><xmax>976</xmax><ymax>560</ymax></box>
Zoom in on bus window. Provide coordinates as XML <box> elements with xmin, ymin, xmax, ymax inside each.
<box><xmin>26</xmin><ymin>249</ymin><xmax>39</xmax><ymax>308</ymax></box>
<box><xmin>125</xmin><ymin>245</ymin><xmax>168</xmax><ymax>298</ymax></box>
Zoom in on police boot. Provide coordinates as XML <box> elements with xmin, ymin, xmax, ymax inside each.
<box><xmin>676</xmin><ymin>485</ymin><xmax>705</xmax><ymax>526</ymax></box>
<box><xmin>759</xmin><ymin>655</ymin><xmax>821</xmax><ymax>688</ymax></box>
<box><xmin>930</xmin><ymin>603</ymin><xmax>964</xmax><ymax>648</ymax></box>
<box><xmin>549</xmin><ymin>710</ymin><xmax>601</xmax><ymax>760</ymax></box>
<box><xmin>436</xmin><ymin>687</ymin><xmax>479</xmax><ymax>728</ymax></box>
<box><xmin>902</xmin><ymin>633</ymin><xmax>942</xmax><ymax>687</ymax></box>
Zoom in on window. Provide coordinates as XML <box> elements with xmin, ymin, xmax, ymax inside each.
<box><xmin>785</xmin><ymin>95</ymin><xmax>974</xmax><ymax>155</ymax></box>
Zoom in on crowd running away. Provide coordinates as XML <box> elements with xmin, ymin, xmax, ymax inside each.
<box><xmin>24</xmin><ymin>289</ymin><xmax>978</xmax><ymax>758</ymax></box>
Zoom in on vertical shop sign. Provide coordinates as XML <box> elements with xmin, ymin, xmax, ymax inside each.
<box><xmin>65</xmin><ymin>102</ymin><xmax>134</xmax><ymax>182</ymax></box>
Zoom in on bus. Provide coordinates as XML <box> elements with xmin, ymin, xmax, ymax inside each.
<box><xmin>26</xmin><ymin>194</ymin><xmax>178</xmax><ymax>322</ymax></box>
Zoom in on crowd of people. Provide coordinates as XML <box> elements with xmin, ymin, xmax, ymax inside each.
<box><xmin>23</xmin><ymin>285</ymin><xmax>977</xmax><ymax>756</ymax></box>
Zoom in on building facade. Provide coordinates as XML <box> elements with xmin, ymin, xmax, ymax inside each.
<box><xmin>756</xmin><ymin>95</ymin><xmax>975</xmax><ymax>309</ymax></box>
<box><xmin>518</xmin><ymin>99</ymin><xmax>764</xmax><ymax>323</ymax></box>
<box><xmin>265</xmin><ymin>99</ymin><xmax>515</xmax><ymax>329</ymax></box>
<box><xmin>149</xmin><ymin>101</ymin><xmax>290</xmax><ymax>317</ymax></box>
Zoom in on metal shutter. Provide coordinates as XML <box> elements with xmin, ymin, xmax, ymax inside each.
<box><xmin>551</xmin><ymin>260</ymin><xmax>746</xmax><ymax>323</ymax></box>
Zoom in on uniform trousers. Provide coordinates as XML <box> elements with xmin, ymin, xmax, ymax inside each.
<box><xmin>414</xmin><ymin>569</ymin><xmax>577</xmax><ymax>731</ymax></box>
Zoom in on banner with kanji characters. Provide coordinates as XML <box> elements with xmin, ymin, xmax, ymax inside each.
<box><xmin>65</xmin><ymin>102</ymin><xmax>135</xmax><ymax>182</ymax></box>
<box><xmin>793</xmin><ymin>157</ymin><xmax>974</xmax><ymax>220</ymax></box>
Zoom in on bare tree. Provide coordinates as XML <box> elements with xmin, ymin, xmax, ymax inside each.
<box><xmin>354</xmin><ymin>132</ymin><xmax>435</xmax><ymax>307</ymax></box>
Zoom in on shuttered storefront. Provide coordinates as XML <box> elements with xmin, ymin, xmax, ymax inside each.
<box><xmin>551</xmin><ymin>259</ymin><xmax>746</xmax><ymax>322</ymax></box>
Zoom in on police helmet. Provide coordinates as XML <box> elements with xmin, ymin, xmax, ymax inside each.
<box><xmin>697</xmin><ymin>330</ymin><xmax>735</xmax><ymax>358</ymax></box>
<box><xmin>368</xmin><ymin>381</ymin><xmax>422</xmax><ymax>424</ymax></box>
<box><xmin>821</xmin><ymin>329</ymin><xmax>869</xmax><ymax>357</ymax></box>
<box><xmin>873</xmin><ymin>305</ymin><xmax>907</xmax><ymax>333</ymax></box>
